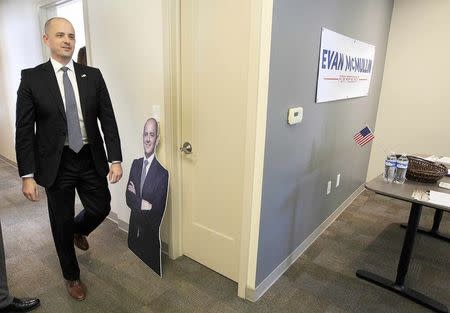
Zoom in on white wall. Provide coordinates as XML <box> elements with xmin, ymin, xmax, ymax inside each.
<box><xmin>0</xmin><ymin>0</ymin><xmax>42</xmax><ymax>161</ymax></box>
<box><xmin>84</xmin><ymin>0</ymin><xmax>167</xmax><ymax>239</ymax></box>
<box><xmin>0</xmin><ymin>0</ymin><xmax>168</xmax><ymax>241</ymax></box>
<box><xmin>367</xmin><ymin>0</ymin><xmax>450</xmax><ymax>180</ymax></box>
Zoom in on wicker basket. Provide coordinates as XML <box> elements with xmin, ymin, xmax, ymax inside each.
<box><xmin>405</xmin><ymin>155</ymin><xmax>447</xmax><ymax>183</ymax></box>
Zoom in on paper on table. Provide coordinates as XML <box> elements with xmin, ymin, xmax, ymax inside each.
<box><xmin>437</xmin><ymin>156</ymin><xmax>450</xmax><ymax>166</ymax></box>
<box><xmin>412</xmin><ymin>190</ymin><xmax>429</xmax><ymax>201</ymax></box>
<box><xmin>424</xmin><ymin>155</ymin><xmax>439</xmax><ymax>162</ymax></box>
<box><xmin>428</xmin><ymin>190</ymin><xmax>450</xmax><ymax>207</ymax></box>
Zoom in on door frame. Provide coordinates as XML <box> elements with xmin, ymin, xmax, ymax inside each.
<box><xmin>37</xmin><ymin>0</ymin><xmax>92</xmax><ymax>65</ymax></box>
<box><xmin>161</xmin><ymin>0</ymin><xmax>183</xmax><ymax>261</ymax></box>
<box><xmin>161</xmin><ymin>0</ymin><xmax>273</xmax><ymax>299</ymax></box>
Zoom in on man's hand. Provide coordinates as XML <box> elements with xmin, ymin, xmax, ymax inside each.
<box><xmin>141</xmin><ymin>199</ymin><xmax>152</xmax><ymax>211</ymax></box>
<box><xmin>108</xmin><ymin>163</ymin><xmax>123</xmax><ymax>184</ymax></box>
<box><xmin>22</xmin><ymin>177</ymin><xmax>39</xmax><ymax>201</ymax></box>
<box><xmin>128</xmin><ymin>181</ymin><xmax>136</xmax><ymax>194</ymax></box>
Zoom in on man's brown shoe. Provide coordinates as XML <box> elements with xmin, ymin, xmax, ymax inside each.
<box><xmin>74</xmin><ymin>233</ymin><xmax>89</xmax><ymax>251</ymax></box>
<box><xmin>66</xmin><ymin>280</ymin><xmax>86</xmax><ymax>301</ymax></box>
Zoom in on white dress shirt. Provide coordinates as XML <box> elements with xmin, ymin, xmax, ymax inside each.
<box><xmin>50</xmin><ymin>57</ymin><xmax>88</xmax><ymax>144</ymax></box>
<box><xmin>22</xmin><ymin>58</ymin><xmax>119</xmax><ymax>178</ymax></box>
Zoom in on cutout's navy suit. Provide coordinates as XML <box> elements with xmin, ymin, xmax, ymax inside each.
<box><xmin>126</xmin><ymin>157</ymin><xmax>169</xmax><ymax>276</ymax></box>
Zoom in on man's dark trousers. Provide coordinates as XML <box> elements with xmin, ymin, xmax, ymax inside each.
<box><xmin>46</xmin><ymin>145</ymin><xmax>111</xmax><ymax>281</ymax></box>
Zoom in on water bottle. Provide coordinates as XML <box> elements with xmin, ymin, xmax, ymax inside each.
<box><xmin>384</xmin><ymin>152</ymin><xmax>397</xmax><ymax>182</ymax></box>
<box><xmin>394</xmin><ymin>154</ymin><xmax>409</xmax><ymax>184</ymax></box>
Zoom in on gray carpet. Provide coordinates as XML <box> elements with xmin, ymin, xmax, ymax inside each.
<box><xmin>0</xmin><ymin>157</ymin><xmax>449</xmax><ymax>313</ymax></box>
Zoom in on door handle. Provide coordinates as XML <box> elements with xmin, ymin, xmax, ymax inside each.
<box><xmin>179</xmin><ymin>142</ymin><xmax>192</xmax><ymax>154</ymax></box>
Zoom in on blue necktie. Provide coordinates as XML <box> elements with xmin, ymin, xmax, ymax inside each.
<box><xmin>61</xmin><ymin>67</ymin><xmax>83</xmax><ymax>153</ymax></box>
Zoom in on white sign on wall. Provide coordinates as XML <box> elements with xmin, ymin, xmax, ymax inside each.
<box><xmin>316</xmin><ymin>28</ymin><xmax>376</xmax><ymax>103</ymax></box>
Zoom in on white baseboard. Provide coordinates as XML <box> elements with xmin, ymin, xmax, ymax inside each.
<box><xmin>246</xmin><ymin>183</ymin><xmax>365</xmax><ymax>302</ymax></box>
<box><xmin>0</xmin><ymin>154</ymin><xmax>17</xmax><ymax>168</ymax></box>
<box><xmin>107</xmin><ymin>211</ymin><xmax>118</xmax><ymax>222</ymax></box>
<box><xmin>117</xmin><ymin>218</ymin><xmax>129</xmax><ymax>233</ymax></box>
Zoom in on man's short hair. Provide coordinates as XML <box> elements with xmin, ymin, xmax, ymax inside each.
<box><xmin>44</xmin><ymin>17</ymin><xmax>71</xmax><ymax>35</ymax></box>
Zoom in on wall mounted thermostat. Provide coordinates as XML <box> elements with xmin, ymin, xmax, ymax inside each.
<box><xmin>287</xmin><ymin>107</ymin><xmax>303</xmax><ymax>125</ymax></box>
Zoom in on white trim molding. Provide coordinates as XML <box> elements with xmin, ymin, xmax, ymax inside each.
<box><xmin>161</xmin><ymin>0</ymin><xmax>183</xmax><ymax>260</ymax></box>
<box><xmin>246</xmin><ymin>184</ymin><xmax>366</xmax><ymax>302</ymax></box>
<box><xmin>0</xmin><ymin>154</ymin><xmax>17</xmax><ymax>168</ymax></box>
<box><xmin>238</xmin><ymin>0</ymin><xmax>274</xmax><ymax>299</ymax></box>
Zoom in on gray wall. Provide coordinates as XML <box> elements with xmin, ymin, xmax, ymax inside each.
<box><xmin>256</xmin><ymin>0</ymin><xmax>393</xmax><ymax>285</ymax></box>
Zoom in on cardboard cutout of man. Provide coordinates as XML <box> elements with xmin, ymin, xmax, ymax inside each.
<box><xmin>126</xmin><ymin>118</ymin><xmax>169</xmax><ymax>276</ymax></box>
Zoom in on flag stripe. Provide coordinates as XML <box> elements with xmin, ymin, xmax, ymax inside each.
<box><xmin>353</xmin><ymin>126</ymin><xmax>374</xmax><ymax>146</ymax></box>
<box><xmin>356</xmin><ymin>135</ymin><xmax>374</xmax><ymax>145</ymax></box>
<box><xmin>358</xmin><ymin>135</ymin><xmax>374</xmax><ymax>145</ymax></box>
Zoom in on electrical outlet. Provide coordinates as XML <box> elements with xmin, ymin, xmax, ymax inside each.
<box><xmin>327</xmin><ymin>181</ymin><xmax>331</xmax><ymax>195</ymax></box>
<box><xmin>336</xmin><ymin>174</ymin><xmax>341</xmax><ymax>187</ymax></box>
<box><xmin>287</xmin><ymin>107</ymin><xmax>303</xmax><ymax>125</ymax></box>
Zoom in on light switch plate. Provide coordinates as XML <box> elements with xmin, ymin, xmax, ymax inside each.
<box><xmin>288</xmin><ymin>107</ymin><xmax>303</xmax><ymax>125</ymax></box>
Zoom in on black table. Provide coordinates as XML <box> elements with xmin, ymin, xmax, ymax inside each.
<box><xmin>401</xmin><ymin>208</ymin><xmax>449</xmax><ymax>242</ymax></box>
<box><xmin>357</xmin><ymin>175</ymin><xmax>450</xmax><ymax>313</ymax></box>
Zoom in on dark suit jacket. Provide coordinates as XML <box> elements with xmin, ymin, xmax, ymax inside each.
<box><xmin>15</xmin><ymin>60</ymin><xmax>122</xmax><ymax>188</ymax></box>
<box><xmin>126</xmin><ymin>157</ymin><xmax>169</xmax><ymax>274</ymax></box>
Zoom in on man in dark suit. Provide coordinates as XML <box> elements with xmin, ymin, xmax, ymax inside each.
<box><xmin>126</xmin><ymin>118</ymin><xmax>169</xmax><ymax>276</ymax></box>
<box><xmin>15</xmin><ymin>17</ymin><xmax>123</xmax><ymax>300</ymax></box>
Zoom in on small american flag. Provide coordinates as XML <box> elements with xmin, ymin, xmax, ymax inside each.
<box><xmin>353</xmin><ymin>126</ymin><xmax>374</xmax><ymax>146</ymax></box>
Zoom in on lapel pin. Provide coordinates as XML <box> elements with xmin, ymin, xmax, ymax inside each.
<box><xmin>81</xmin><ymin>74</ymin><xmax>87</xmax><ymax>78</ymax></box>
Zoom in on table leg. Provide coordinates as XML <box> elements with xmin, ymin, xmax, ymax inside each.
<box><xmin>357</xmin><ymin>203</ymin><xmax>448</xmax><ymax>313</ymax></box>
<box><xmin>401</xmin><ymin>209</ymin><xmax>450</xmax><ymax>243</ymax></box>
